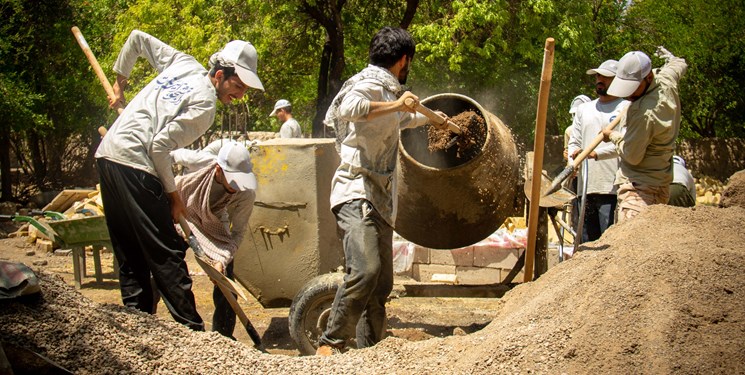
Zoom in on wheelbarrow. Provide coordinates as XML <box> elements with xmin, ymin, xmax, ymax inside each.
<box><xmin>3</xmin><ymin>212</ymin><xmax>113</xmax><ymax>288</ymax></box>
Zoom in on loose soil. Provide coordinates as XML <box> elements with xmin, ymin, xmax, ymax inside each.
<box><xmin>721</xmin><ymin>169</ymin><xmax>745</xmax><ymax>208</ymax></box>
<box><xmin>427</xmin><ymin>110</ymin><xmax>485</xmax><ymax>157</ymax></box>
<box><xmin>2</xmin><ymin>202</ymin><xmax>744</xmax><ymax>374</ymax></box>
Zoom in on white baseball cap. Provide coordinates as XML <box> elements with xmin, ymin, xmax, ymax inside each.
<box><xmin>217</xmin><ymin>141</ymin><xmax>257</xmax><ymax>191</ymax></box>
<box><xmin>569</xmin><ymin>95</ymin><xmax>591</xmax><ymax>114</ymax></box>
<box><xmin>586</xmin><ymin>59</ymin><xmax>619</xmax><ymax>77</ymax></box>
<box><xmin>607</xmin><ymin>51</ymin><xmax>652</xmax><ymax>98</ymax></box>
<box><xmin>269</xmin><ymin>99</ymin><xmax>291</xmax><ymax>116</ymax></box>
<box><xmin>220</xmin><ymin>40</ymin><xmax>264</xmax><ymax>91</ymax></box>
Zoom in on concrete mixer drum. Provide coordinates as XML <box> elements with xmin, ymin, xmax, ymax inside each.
<box><xmin>396</xmin><ymin>93</ymin><xmax>520</xmax><ymax>249</ymax></box>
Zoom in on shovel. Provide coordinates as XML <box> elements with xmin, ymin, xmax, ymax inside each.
<box><xmin>71</xmin><ymin>26</ymin><xmax>123</xmax><ymax>136</ymax></box>
<box><xmin>544</xmin><ymin>106</ymin><xmax>627</xmax><ymax>197</ymax></box>
<box><xmin>404</xmin><ymin>97</ymin><xmax>461</xmax><ymax>148</ymax></box>
<box><xmin>177</xmin><ymin>217</ymin><xmax>265</xmax><ymax>350</ymax></box>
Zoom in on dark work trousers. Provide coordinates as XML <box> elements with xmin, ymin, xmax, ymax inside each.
<box><xmin>668</xmin><ymin>183</ymin><xmax>696</xmax><ymax>207</ymax></box>
<box><xmin>319</xmin><ymin>199</ymin><xmax>393</xmax><ymax>349</ymax></box>
<box><xmin>212</xmin><ymin>261</ymin><xmax>236</xmax><ymax>338</ymax></box>
<box><xmin>96</xmin><ymin>158</ymin><xmax>204</xmax><ymax>331</ymax></box>
<box><xmin>580</xmin><ymin>193</ymin><xmax>617</xmax><ymax>243</ymax></box>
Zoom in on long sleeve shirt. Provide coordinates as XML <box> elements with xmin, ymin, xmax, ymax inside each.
<box><xmin>329</xmin><ymin>65</ymin><xmax>429</xmax><ymax>226</ymax></box>
<box><xmin>608</xmin><ymin>55</ymin><xmax>688</xmax><ymax>187</ymax></box>
<box><xmin>568</xmin><ymin>98</ymin><xmax>628</xmax><ymax>195</ymax></box>
<box><xmin>95</xmin><ymin>30</ymin><xmax>217</xmax><ymax>193</ymax></box>
<box><xmin>172</xmin><ymin>139</ymin><xmax>255</xmax><ymax>248</ymax></box>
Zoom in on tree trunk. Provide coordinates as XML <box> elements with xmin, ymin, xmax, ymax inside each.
<box><xmin>27</xmin><ymin>131</ymin><xmax>47</xmax><ymax>191</ymax></box>
<box><xmin>0</xmin><ymin>131</ymin><xmax>11</xmax><ymax>201</ymax></box>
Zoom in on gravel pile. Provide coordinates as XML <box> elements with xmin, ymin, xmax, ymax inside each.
<box><xmin>3</xmin><ymin>204</ymin><xmax>745</xmax><ymax>374</ymax></box>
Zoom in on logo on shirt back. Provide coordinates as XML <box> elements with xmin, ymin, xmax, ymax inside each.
<box><xmin>156</xmin><ymin>76</ymin><xmax>193</xmax><ymax>104</ymax></box>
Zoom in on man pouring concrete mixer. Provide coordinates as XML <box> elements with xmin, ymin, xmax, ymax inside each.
<box><xmin>95</xmin><ymin>30</ymin><xmax>264</xmax><ymax>331</ymax></box>
<box><xmin>318</xmin><ymin>26</ymin><xmax>449</xmax><ymax>355</ymax></box>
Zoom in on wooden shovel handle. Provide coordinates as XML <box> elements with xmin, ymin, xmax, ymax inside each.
<box><xmin>404</xmin><ymin>98</ymin><xmax>462</xmax><ymax>134</ymax></box>
<box><xmin>571</xmin><ymin>106</ymin><xmax>628</xmax><ymax>168</ymax></box>
<box><xmin>71</xmin><ymin>26</ymin><xmax>123</xmax><ymax>136</ymax></box>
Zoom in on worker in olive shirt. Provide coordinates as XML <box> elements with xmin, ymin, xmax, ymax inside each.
<box><xmin>317</xmin><ymin>26</ymin><xmax>444</xmax><ymax>356</ymax></box>
<box><xmin>602</xmin><ymin>46</ymin><xmax>687</xmax><ymax>222</ymax></box>
<box><xmin>95</xmin><ymin>30</ymin><xmax>263</xmax><ymax>330</ymax></box>
<box><xmin>668</xmin><ymin>155</ymin><xmax>696</xmax><ymax>207</ymax></box>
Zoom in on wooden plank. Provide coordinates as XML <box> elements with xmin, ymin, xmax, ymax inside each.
<box><xmin>42</xmin><ymin>190</ymin><xmax>96</xmax><ymax>213</ymax></box>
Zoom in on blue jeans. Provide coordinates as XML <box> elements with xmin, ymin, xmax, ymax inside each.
<box><xmin>319</xmin><ymin>199</ymin><xmax>393</xmax><ymax>349</ymax></box>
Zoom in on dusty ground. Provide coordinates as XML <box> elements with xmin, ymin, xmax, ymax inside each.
<box><xmin>0</xmin><ymin>235</ymin><xmax>500</xmax><ymax>357</ymax></box>
<box><xmin>2</xmin><ymin>204</ymin><xmax>745</xmax><ymax>374</ymax></box>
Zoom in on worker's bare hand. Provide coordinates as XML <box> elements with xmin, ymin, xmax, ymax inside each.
<box><xmin>571</xmin><ymin>149</ymin><xmax>582</xmax><ymax>159</ymax></box>
<box><xmin>601</xmin><ymin>128</ymin><xmax>613</xmax><ymax>143</ymax></box>
<box><xmin>398</xmin><ymin>91</ymin><xmax>419</xmax><ymax>113</ymax></box>
<box><xmin>167</xmin><ymin>191</ymin><xmax>188</xmax><ymax>224</ymax></box>
<box><xmin>110</xmin><ymin>74</ymin><xmax>127</xmax><ymax>109</ymax></box>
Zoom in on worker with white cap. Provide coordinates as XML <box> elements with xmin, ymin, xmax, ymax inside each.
<box><xmin>601</xmin><ymin>46</ymin><xmax>687</xmax><ymax>222</ymax></box>
<box><xmin>95</xmin><ymin>29</ymin><xmax>264</xmax><ymax>331</ymax></box>
<box><xmin>568</xmin><ymin>59</ymin><xmax>628</xmax><ymax>242</ymax></box>
<box><xmin>270</xmin><ymin>99</ymin><xmax>303</xmax><ymax>138</ymax></box>
<box><xmin>668</xmin><ymin>155</ymin><xmax>696</xmax><ymax>207</ymax></box>
<box><xmin>173</xmin><ymin>140</ymin><xmax>257</xmax><ymax>338</ymax></box>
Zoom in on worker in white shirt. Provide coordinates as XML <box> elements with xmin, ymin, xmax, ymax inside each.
<box><xmin>95</xmin><ymin>29</ymin><xmax>263</xmax><ymax>331</ymax></box>
<box><xmin>668</xmin><ymin>155</ymin><xmax>696</xmax><ymax>207</ymax></box>
<box><xmin>270</xmin><ymin>99</ymin><xmax>303</xmax><ymax>138</ymax></box>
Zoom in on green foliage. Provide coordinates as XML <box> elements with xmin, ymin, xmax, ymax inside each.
<box><xmin>623</xmin><ymin>0</ymin><xmax>745</xmax><ymax>138</ymax></box>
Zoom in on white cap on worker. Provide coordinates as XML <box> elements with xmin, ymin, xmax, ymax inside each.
<box><xmin>269</xmin><ymin>99</ymin><xmax>291</xmax><ymax>116</ymax></box>
<box><xmin>673</xmin><ymin>155</ymin><xmax>686</xmax><ymax>167</ymax></box>
<box><xmin>217</xmin><ymin>141</ymin><xmax>257</xmax><ymax>191</ymax></box>
<box><xmin>586</xmin><ymin>59</ymin><xmax>619</xmax><ymax>77</ymax></box>
<box><xmin>220</xmin><ymin>40</ymin><xmax>264</xmax><ymax>91</ymax></box>
<box><xmin>607</xmin><ymin>51</ymin><xmax>652</xmax><ymax>98</ymax></box>
<box><xmin>569</xmin><ymin>95</ymin><xmax>591</xmax><ymax>114</ymax></box>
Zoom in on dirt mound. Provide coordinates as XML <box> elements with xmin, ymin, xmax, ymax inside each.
<box><xmin>720</xmin><ymin>169</ymin><xmax>745</xmax><ymax>208</ymax></box>
<box><xmin>2</xmin><ymin>205</ymin><xmax>744</xmax><ymax>374</ymax></box>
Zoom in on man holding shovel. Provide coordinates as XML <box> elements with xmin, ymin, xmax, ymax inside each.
<box><xmin>602</xmin><ymin>47</ymin><xmax>687</xmax><ymax>222</ymax></box>
<box><xmin>317</xmin><ymin>26</ymin><xmax>445</xmax><ymax>355</ymax></box>
<box><xmin>568</xmin><ymin>60</ymin><xmax>628</xmax><ymax>241</ymax></box>
<box><xmin>172</xmin><ymin>140</ymin><xmax>256</xmax><ymax>338</ymax></box>
<box><xmin>95</xmin><ymin>30</ymin><xmax>264</xmax><ymax>330</ymax></box>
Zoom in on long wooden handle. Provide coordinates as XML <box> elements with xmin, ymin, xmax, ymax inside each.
<box><xmin>217</xmin><ymin>282</ymin><xmax>264</xmax><ymax>348</ymax></box>
<box><xmin>525</xmin><ymin>37</ymin><xmax>555</xmax><ymax>283</ymax></box>
<box><xmin>570</xmin><ymin>106</ymin><xmax>628</xmax><ymax>168</ymax></box>
<box><xmin>404</xmin><ymin>98</ymin><xmax>462</xmax><ymax>134</ymax></box>
<box><xmin>71</xmin><ymin>26</ymin><xmax>122</xmax><ymax>136</ymax></box>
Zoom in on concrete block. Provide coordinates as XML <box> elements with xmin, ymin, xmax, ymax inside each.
<box><xmin>430</xmin><ymin>247</ymin><xmax>473</xmax><ymax>266</ymax></box>
<box><xmin>501</xmin><ymin>269</ymin><xmax>524</xmax><ymax>283</ymax></box>
<box><xmin>473</xmin><ymin>246</ymin><xmax>519</xmax><ymax>269</ymax></box>
<box><xmin>413</xmin><ymin>245</ymin><xmax>430</xmax><ymax>264</ymax></box>
<box><xmin>455</xmin><ymin>266</ymin><xmax>501</xmax><ymax>285</ymax></box>
<box><xmin>413</xmin><ymin>264</ymin><xmax>456</xmax><ymax>282</ymax></box>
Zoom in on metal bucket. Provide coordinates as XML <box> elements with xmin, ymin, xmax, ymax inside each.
<box><xmin>396</xmin><ymin>93</ymin><xmax>520</xmax><ymax>249</ymax></box>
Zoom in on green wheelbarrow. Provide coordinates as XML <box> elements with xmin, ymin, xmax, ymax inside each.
<box><xmin>4</xmin><ymin>212</ymin><xmax>113</xmax><ymax>288</ymax></box>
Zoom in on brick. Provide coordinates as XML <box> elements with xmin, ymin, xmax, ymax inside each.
<box><xmin>455</xmin><ymin>266</ymin><xmax>501</xmax><ymax>285</ymax></box>
<box><xmin>473</xmin><ymin>246</ymin><xmax>520</xmax><ymax>269</ymax></box>
<box><xmin>429</xmin><ymin>247</ymin><xmax>473</xmax><ymax>266</ymax></box>
<box><xmin>413</xmin><ymin>264</ymin><xmax>456</xmax><ymax>282</ymax></box>
<box><xmin>413</xmin><ymin>245</ymin><xmax>430</xmax><ymax>264</ymax></box>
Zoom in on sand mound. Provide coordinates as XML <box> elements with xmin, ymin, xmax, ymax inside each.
<box><xmin>721</xmin><ymin>169</ymin><xmax>745</xmax><ymax>208</ymax></box>
<box><xmin>2</xmin><ymin>205</ymin><xmax>744</xmax><ymax>374</ymax></box>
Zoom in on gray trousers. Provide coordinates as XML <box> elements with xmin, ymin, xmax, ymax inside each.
<box><xmin>319</xmin><ymin>199</ymin><xmax>393</xmax><ymax>349</ymax></box>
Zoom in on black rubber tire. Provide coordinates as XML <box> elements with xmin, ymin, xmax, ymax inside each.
<box><xmin>288</xmin><ymin>272</ymin><xmax>344</xmax><ymax>355</ymax></box>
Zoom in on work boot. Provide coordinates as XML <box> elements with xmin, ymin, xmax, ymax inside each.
<box><xmin>315</xmin><ymin>345</ymin><xmax>341</xmax><ymax>356</ymax></box>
